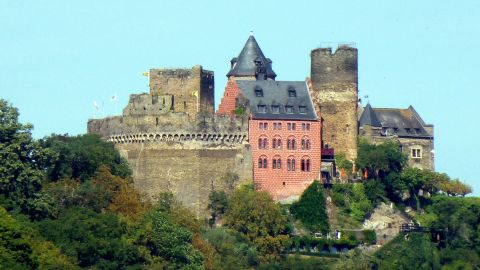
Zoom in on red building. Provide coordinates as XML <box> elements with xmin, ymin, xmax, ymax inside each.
<box><xmin>218</xmin><ymin>34</ymin><xmax>322</xmax><ymax>201</ymax></box>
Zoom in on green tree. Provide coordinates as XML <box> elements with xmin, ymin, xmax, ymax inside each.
<box><xmin>0</xmin><ymin>99</ymin><xmax>55</xmax><ymax>219</ymax></box>
<box><xmin>224</xmin><ymin>185</ymin><xmax>289</xmax><ymax>261</ymax></box>
<box><xmin>291</xmin><ymin>181</ymin><xmax>330</xmax><ymax>233</ymax></box>
<box><xmin>356</xmin><ymin>139</ymin><xmax>407</xmax><ymax>180</ymax></box>
<box><xmin>208</xmin><ymin>190</ymin><xmax>228</xmax><ymax>226</ymax></box>
<box><xmin>374</xmin><ymin>233</ymin><xmax>441</xmax><ymax>270</ymax></box>
<box><xmin>0</xmin><ymin>206</ymin><xmax>78</xmax><ymax>269</ymax></box>
<box><xmin>42</xmin><ymin>134</ymin><xmax>131</xmax><ymax>181</ymax></box>
<box><xmin>38</xmin><ymin>207</ymin><xmax>144</xmax><ymax>269</ymax></box>
<box><xmin>364</xmin><ymin>179</ymin><xmax>387</xmax><ymax>205</ymax></box>
<box><xmin>134</xmin><ymin>201</ymin><xmax>204</xmax><ymax>269</ymax></box>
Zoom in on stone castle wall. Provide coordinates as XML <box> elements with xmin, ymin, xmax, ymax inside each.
<box><xmin>88</xmin><ymin>66</ymin><xmax>253</xmax><ymax>218</ymax></box>
<box><xmin>88</xmin><ymin>111</ymin><xmax>252</xmax><ymax>218</ymax></box>
<box><xmin>311</xmin><ymin>46</ymin><xmax>358</xmax><ymax>161</ymax></box>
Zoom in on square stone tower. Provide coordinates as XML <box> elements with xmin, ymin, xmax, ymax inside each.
<box><xmin>149</xmin><ymin>65</ymin><xmax>214</xmax><ymax>119</ymax></box>
<box><xmin>310</xmin><ymin>45</ymin><xmax>358</xmax><ymax>161</ymax></box>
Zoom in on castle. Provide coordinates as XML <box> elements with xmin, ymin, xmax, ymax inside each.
<box><xmin>88</xmin><ymin>34</ymin><xmax>434</xmax><ymax>216</ymax></box>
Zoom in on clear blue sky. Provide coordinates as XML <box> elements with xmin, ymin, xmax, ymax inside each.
<box><xmin>1</xmin><ymin>1</ymin><xmax>479</xmax><ymax>195</ymax></box>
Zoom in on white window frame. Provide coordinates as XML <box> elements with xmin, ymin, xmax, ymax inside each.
<box><xmin>411</xmin><ymin>147</ymin><xmax>422</xmax><ymax>159</ymax></box>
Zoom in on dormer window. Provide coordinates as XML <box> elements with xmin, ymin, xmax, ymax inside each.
<box><xmin>258</xmin><ymin>105</ymin><xmax>267</xmax><ymax>113</ymax></box>
<box><xmin>288</xmin><ymin>88</ymin><xmax>297</xmax><ymax>97</ymax></box>
<box><xmin>285</xmin><ymin>105</ymin><xmax>294</xmax><ymax>114</ymax></box>
<box><xmin>271</xmin><ymin>105</ymin><xmax>280</xmax><ymax>114</ymax></box>
<box><xmin>299</xmin><ymin>106</ymin><xmax>307</xmax><ymax>114</ymax></box>
<box><xmin>254</xmin><ymin>86</ymin><xmax>263</xmax><ymax>97</ymax></box>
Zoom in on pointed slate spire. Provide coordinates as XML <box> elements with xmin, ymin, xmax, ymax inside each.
<box><xmin>359</xmin><ymin>103</ymin><xmax>382</xmax><ymax>127</ymax></box>
<box><xmin>227</xmin><ymin>33</ymin><xmax>277</xmax><ymax>80</ymax></box>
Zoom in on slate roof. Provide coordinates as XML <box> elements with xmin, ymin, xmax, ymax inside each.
<box><xmin>226</xmin><ymin>35</ymin><xmax>277</xmax><ymax>79</ymax></box>
<box><xmin>359</xmin><ymin>103</ymin><xmax>382</xmax><ymax>127</ymax></box>
<box><xmin>236</xmin><ymin>80</ymin><xmax>317</xmax><ymax>121</ymax></box>
<box><xmin>359</xmin><ymin>105</ymin><xmax>432</xmax><ymax>138</ymax></box>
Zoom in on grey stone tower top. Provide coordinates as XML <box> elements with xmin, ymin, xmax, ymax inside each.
<box><xmin>227</xmin><ymin>34</ymin><xmax>276</xmax><ymax>80</ymax></box>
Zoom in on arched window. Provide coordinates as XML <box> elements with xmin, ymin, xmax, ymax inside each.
<box><xmin>258</xmin><ymin>156</ymin><xmax>268</xmax><ymax>169</ymax></box>
<box><xmin>272</xmin><ymin>156</ymin><xmax>282</xmax><ymax>169</ymax></box>
<box><xmin>287</xmin><ymin>157</ymin><xmax>296</xmax><ymax>171</ymax></box>
<box><xmin>272</xmin><ymin>136</ymin><xmax>282</xmax><ymax>149</ymax></box>
<box><xmin>301</xmin><ymin>137</ymin><xmax>311</xmax><ymax>150</ymax></box>
<box><xmin>258</xmin><ymin>137</ymin><xmax>268</xmax><ymax>149</ymax></box>
<box><xmin>301</xmin><ymin>156</ymin><xmax>311</xmax><ymax>172</ymax></box>
<box><xmin>287</xmin><ymin>137</ymin><xmax>296</xmax><ymax>150</ymax></box>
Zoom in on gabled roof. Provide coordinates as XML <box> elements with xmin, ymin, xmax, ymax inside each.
<box><xmin>236</xmin><ymin>80</ymin><xmax>317</xmax><ymax>120</ymax></box>
<box><xmin>359</xmin><ymin>103</ymin><xmax>382</xmax><ymax>127</ymax></box>
<box><xmin>226</xmin><ymin>35</ymin><xmax>276</xmax><ymax>79</ymax></box>
<box><xmin>359</xmin><ymin>104</ymin><xmax>432</xmax><ymax>138</ymax></box>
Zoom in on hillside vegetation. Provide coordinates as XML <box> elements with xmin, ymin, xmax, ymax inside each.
<box><xmin>1</xmin><ymin>98</ymin><xmax>479</xmax><ymax>269</ymax></box>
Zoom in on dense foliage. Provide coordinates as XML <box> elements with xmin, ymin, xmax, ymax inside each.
<box><xmin>223</xmin><ymin>185</ymin><xmax>290</xmax><ymax>261</ymax></box>
<box><xmin>0</xmin><ymin>99</ymin><xmax>56</xmax><ymax>219</ymax></box>
<box><xmin>331</xmin><ymin>183</ymin><xmax>373</xmax><ymax>227</ymax></box>
<box><xmin>41</xmin><ymin>133</ymin><xmax>132</xmax><ymax>180</ymax></box>
<box><xmin>290</xmin><ymin>181</ymin><xmax>329</xmax><ymax>233</ymax></box>
<box><xmin>0</xmin><ymin>206</ymin><xmax>78</xmax><ymax>269</ymax></box>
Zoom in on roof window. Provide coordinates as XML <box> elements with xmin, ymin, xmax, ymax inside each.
<box><xmin>258</xmin><ymin>105</ymin><xmax>267</xmax><ymax>113</ymax></box>
<box><xmin>299</xmin><ymin>106</ymin><xmax>307</xmax><ymax>114</ymax></box>
<box><xmin>285</xmin><ymin>105</ymin><xmax>294</xmax><ymax>114</ymax></box>
<box><xmin>254</xmin><ymin>86</ymin><xmax>263</xmax><ymax>97</ymax></box>
<box><xmin>288</xmin><ymin>86</ymin><xmax>297</xmax><ymax>97</ymax></box>
<box><xmin>272</xmin><ymin>105</ymin><xmax>280</xmax><ymax>114</ymax></box>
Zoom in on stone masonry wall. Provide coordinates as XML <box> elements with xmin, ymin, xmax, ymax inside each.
<box><xmin>115</xmin><ymin>140</ymin><xmax>251</xmax><ymax>218</ymax></box>
<box><xmin>149</xmin><ymin>65</ymin><xmax>214</xmax><ymax>118</ymax></box>
<box><xmin>360</xmin><ymin>125</ymin><xmax>435</xmax><ymax>171</ymax></box>
<box><xmin>88</xmin><ymin>74</ymin><xmax>252</xmax><ymax>217</ymax></box>
<box><xmin>311</xmin><ymin>46</ymin><xmax>358</xmax><ymax>161</ymax></box>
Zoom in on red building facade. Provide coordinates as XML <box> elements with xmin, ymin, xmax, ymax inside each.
<box><xmin>249</xmin><ymin>118</ymin><xmax>321</xmax><ymax>201</ymax></box>
<box><xmin>218</xmin><ymin>34</ymin><xmax>322</xmax><ymax>201</ymax></box>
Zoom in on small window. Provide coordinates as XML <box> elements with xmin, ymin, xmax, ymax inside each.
<box><xmin>288</xmin><ymin>88</ymin><xmax>297</xmax><ymax>97</ymax></box>
<box><xmin>302</xmin><ymin>139</ymin><xmax>310</xmax><ymax>150</ymax></box>
<box><xmin>301</xmin><ymin>158</ymin><xmax>311</xmax><ymax>172</ymax></box>
<box><xmin>271</xmin><ymin>105</ymin><xmax>280</xmax><ymax>114</ymax></box>
<box><xmin>287</xmin><ymin>123</ymin><xmax>292</xmax><ymax>130</ymax></box>
<box><xmin>287</xmin><ymin>158</ymin><xmax>296</xmax><ymax>171</ymax></box>
<box><xmin>306</xmin><ymin>123</ymin><xmax>310</xmax><ymax>131</ymax></box>
<box><xmin>292</xmin><ymin>123</ymin><xmax>296</xmax><ymax>130</ymax></box>
<box><xmin>411</xmin><ymin>148</ymin><xmax>422</xmax><ymax>159</ymax></box>
<box><xmin>285</xmin><ymin>106</ymin><xmax>294</xmax><ymax>114</ymax></box>
<box><xmin>278</xmin><ymin>123</ymin><xmax>282</xmax><ymax>130</ymax></box>
<box><xmin>299</xmin><ymin>106</ymin><xmax>307</xmax><ymax>114</ymax></box>
<box><xmin>255</xmin><ymin>89</ymin><xmax>263</xmax><ymax>97</ymax></box>
<box><xmin>258</xmin><ymin>105</ymin><xmax>267</xmax><ymax>113</ymax></box>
